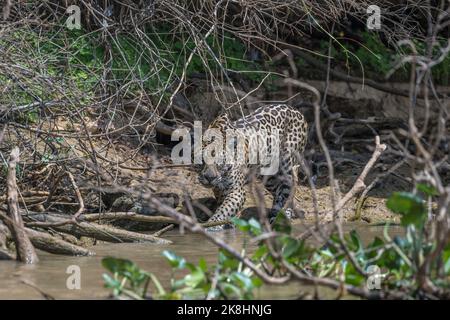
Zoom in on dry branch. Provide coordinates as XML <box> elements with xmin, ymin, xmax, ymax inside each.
<box><xmin>4</xmin><ymin>147</ymin><xmax>39</xmax><ymax>264</ymax></box>
<box><xmin>24</xmin><ymin>213</ymin><xmax>171</xmax><ymax>244</ymax></box>
<box><xmin>25</xmin><ymin>228</ymin><xmax>95</xmax><ymax>256</ymax></box>
<box><xmin>332</xmin><ymin>136</ymin><xmax>387</xmax><ymax>217</ymax></box>
<box><xmin>0</xmin><ymin>222</ymin><xmax>94</xmax><ymax>256</ymax></box>
<box><xmin>0</xmin><ymin>221</ymin><xmax>13</xmax><ymax>260</ymax></box>
<box><xmin>81</xmin><ymin>212</ymin><xmax>177</xmax><ymax>224</ymax></box>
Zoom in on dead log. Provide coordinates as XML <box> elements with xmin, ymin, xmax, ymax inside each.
<box><xmin>0</xmin><ymin>249</ymin><xmax>13</xmax><ymax>260</ymax></box>
<box><xmin>4</xmin><ymin>147</ymin><xmax>39</xmax><ymax>264</ymax></box>
<box><xmin>0</xmin><ymin>221</ymin><xmax>8</xmax><ymax>250</ymax></box>
<box><xmin>0</xmin><ymin>221</ymin><xmax>13</xmax><ymax>260</ymax></box>
<box><xmin>24</xmin><ymin>213</ymin><xmax>171</xmax><ymax>244</ymax></box>
<box><xmin>25</xmin><ymin>228</ymin><xmax>95</xmax><ymax>256</ymax></box>
<box><xmin>0</xmin><ymin>222</ymin><xmax>93</xmax><ymax>256</ymax></box>
<box><xmin>74</xmin><ymin>212</ymin><xmax>231</xmax><ymax>229</ymax></box>
<box><xmin>81</xmin><ymin>212</ymin><xmax>177</xmax><ymax>224</ymax></box>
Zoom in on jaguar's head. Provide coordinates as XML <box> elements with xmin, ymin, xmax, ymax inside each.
<box><xmin>197</xmin><ymin>113</ymin><xmax>238</xmax><ymax>189</ymax></box>
<box><xmin>198</xmin><ymin>161</ymin><xmax>235</xmax><ymax>189</ymax></box>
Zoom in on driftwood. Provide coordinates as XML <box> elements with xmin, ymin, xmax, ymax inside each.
<box><xmin>0</xmin><ymin>221</ymin><xmax>8</xmax><ymax>250</ymax></box>
<box><xmin>0</xmin><ymin>222</ymin><xmax>94</xmax><ymax>256</ymax></box>
<box><xmin>0</xmin><ymin>191</ymin><xmax>52</xmax><ymax>204</ymax></box>
<box><xmin>80</xmin><ymin>212</ymin><xmax>231</xmax><ymax>229</ymax></box>
<box><xmin>4</xmin><ymin>147</ymin><xmax>39</xmax><ymax>264</ymax></box>
<box><xmin>0</xmin><ymin>249</ymin><xmax>13</xmax><ymax>260</ymax></box>
<box><xmin>80</xmin><ymin>212</ymin><xmax>177</xmax><ymax>224</ymax></box>
<box><xmin>25</xmin><ymin>228</ymin><xmax>95</xmax><ymax>256</ymax></box>
<box><xmin>0</xmin><ymin>221</ymin><xmax>13</xmax><ymax>260</ymax></box>
<box><xmin>152</xmin><ymin>224</ymin><xmax>175</xmax><ymax>237</ymax></box>
<box><xmin>24</xmin><ymin>213</ymin><xmax>171</xmax><ymax>244</ymax></box>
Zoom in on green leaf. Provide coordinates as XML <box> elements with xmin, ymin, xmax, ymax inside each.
<box><xmin>219</xmin><ymin>249</ymin><xmax>239</xmax><ymax>269</ymax></box>
<box><xmin>184</xmin><ymin>268</ymin><xmax>205</xmax><ymax>288</ymax></box>
<box><xmin>102</xmin><ymin>256</ymin><xmax>134</xmax><ymax>274</ymax></box>
<box><xmin>248</xmin><ymin>218</ymin><xmax>262</xmax><ymax>235</ymax></box>
<box><xmin>102</xmin><ymin>273</ymin><xmax>120</xmax><ymax>289</ymax></box>
<box><xmin>282</xmin><ymin>237</ymin><xmax>301</xmax><ymax>259</ymax></box>
<box><xmin>344</xmin><ymin>262</ymin><xmax>365</xmax><ymax>286</ymax></box>
<box><xmin>251</xmin><ymin>276</ymin><xmax>263</xmax><ymax>288</ymax></box>
<box><xmin>272</xmin><ymin>211</ymin><xmax>292</xmax><ymax>234</ymax></box>
<box><xmin>443</xmin><ymin>243</ymin><xmax>450</xmax><ymax>275</ymax></box>
<box><xmin>231</xmin><ymin>272</ymin><xmax>253</xmax><ymax>290</ymax></box>
<box><xmin>162</xmin><ymin>250</ymin><xmax>186</xmax><ymax>269</ymax></box>
<box><xmin>198</xmin><ymin>258</ymin><xmax>208</xmax><ymax>272</ymax></box>
<box><xmin>348</xmin><ymin>230</ymin><xmax>363</xmax><ymax>254</ymax></box>
<box><xmin>417</xmin><ymin>183</ymin><xmax>438</xmax><ymax>197</ymax></box>
<box><xmin>386</xmin><ymin>192</ymin><xmax>426</xmax><ymax>227</ymax></box>
<box><xmin>232</xmin><ymin>217</ymin><xmax>249</xmax><ymax>232</ymax></box>
<box><xmin>220</xmin><ymin>283</ymin><xmax>241</xmax><ymax>299</ymax></box>
<box><xmin>252</xmin><ymin>244</ymin><xmax>268</xmax><ymax>260</ymax></box>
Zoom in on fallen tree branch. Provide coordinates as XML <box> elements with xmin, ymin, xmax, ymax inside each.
<box><xmin>67</xmin><ymin>171</ymin><xmax>85</xmax><ymax>220</ymax></box>
<box><xmin>298</xmin><ymin>135</ymin><xmax>387</xmax><ymax>240</ymax></box>
<box><xmin>80</xmin><ymin>212</ymin><xmax>177</xmax><ymax>224</ymax></box>
<box><xmin>78</xmin><ymin>211</ymin><xmax>230</xmax><ymax>228</ymax></box>
<box><xmin>352</xmin><ymin>159</ymin><xmax>406</xmax><ymax>221</ymax></box>
<box><xmin>0</xmin><ymin>221</ymin><xmax>14</xmax><ymax>260</ymax></box>
<box><xmin>0</xmin><ymin>217</ymin><xmax>94</xmax><ymax>256</ymax></box>
<box><xmin>23</xmin><ymin>213</ymin><xmax>171</xmax><ymax>244</ymax></box>
<box><xmin>333</xmin><ymin>136</ymin><xmax>387</xmax><ymax>216</ymax></box>
<box><xmin>142</xmin><ymin>193</ymin><xmax>290</xmax><ymax>284</ymax></box>
<box><xmin>25</xmin><ymin>228</ymin><xmax>95</xmax><ymax>256</ymax></box>
<box><xmin>4</xmin><ymin>147</ymin><xmax>39</xmax><ymax>264</ymax></box>
<box><xmin>152</xmin><ymin>224</ymin><xmax>175</xmax><ymax>237</ymax></box>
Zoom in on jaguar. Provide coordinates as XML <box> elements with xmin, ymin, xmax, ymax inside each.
<box><xmin>198</xmin><ymin>104</ymin><xmax>308</xmax><ymax>231</ymax></box>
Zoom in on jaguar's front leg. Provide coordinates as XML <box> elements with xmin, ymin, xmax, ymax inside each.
<box><xmin>206</xmin><ymin>187</ymin><xmax>245</xmax><ymax>232</ymax></box>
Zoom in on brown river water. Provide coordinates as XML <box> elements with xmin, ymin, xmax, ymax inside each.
<box><xmin>0</xmin><ymin>223</ymin><xmax>403</xmax><ymax>299</ymax></box>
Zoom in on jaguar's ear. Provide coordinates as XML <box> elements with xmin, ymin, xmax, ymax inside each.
<box><xmin>209</xmin><ymin>113</ymin><xmax>230</xmax><ymax>130</ymax></box>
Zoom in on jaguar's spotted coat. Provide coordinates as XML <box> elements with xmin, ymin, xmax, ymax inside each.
<box><xmin>198</xmin><ymin>104</ymin><xmax>308</xmax><ymax>231</ymax></box>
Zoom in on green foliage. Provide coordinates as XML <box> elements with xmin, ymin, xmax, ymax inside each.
<box><xmin>146</xmin><ymin>27</ymin><xmax>266</xmax><ymax>84</ymax></box>
<box><xmin>309</xmin><ymin>190</ymin><xmax>448</xmax><ymax>293</ymax></box>
<box><xmin>102</xmin><ymin>249</ymin><xmax>262</xmax><ymax>300</ymax></box>
<box><xmin>354</xmin><ymin>32</ymin><xmax>394</xmax><ymax>76</ymax></box>
<box><xmin>2</xmin><ymin>24</ymin><xmax>269</xmax><ymax>127</ymax></box>
<box><xmin>103</xmin><ymin>190</ymin><xmax>449</xmax><ymax>300</ymax></box>
<box><xmin>318</xmin><ymin>31</ymin><xmax>396</xmax><ymax>79</ymax></box>
<box><xmin>416</xmin><ymin>183</ymin><xmax>438</xmax><ymax>197</ymax></box>
<box><xmin>319</xmin><ymin>31</ymin><xmax>450</xmax><ymax>85</ymax></box>
<box><xmin>102</xmin><ymin>257</ymin><xmax>165</xmax><ymax>300</ymax></box>
<box><xmin>231</xmin><ymin>217</ymin><xmax>263</xmax><ymax>236</ymax></box>
<box><xmin>387</xmin><ymin>192</ymin><xmax>427</xmax><ymax>227</ymax></box>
